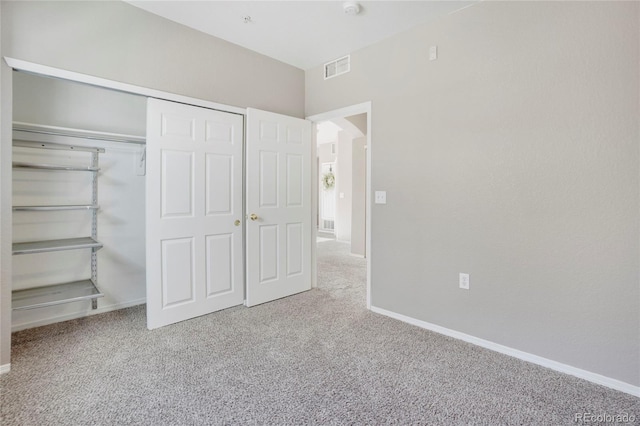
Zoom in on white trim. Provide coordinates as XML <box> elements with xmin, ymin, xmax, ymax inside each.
<box><xmin>310</xmin><ymin>124</ymin><xmax>318</xmax><ymax>288</ymax></box>
<box><xmin>11</xmin><ymin>298</ymin><xmax>146</xmax><ymax>332</ymax></box>
<box><xmin>4</xmin><ymin>57</ymin><xmax>246</xmax><ymax>116</ymax></box>
<box><xmin>308</xmin><ymin>102</ymin><xmax>371</xmax><ymax>123</ymax></box>
<box><xmin>0</xmin><ymin>363</ymin><xmax>10</xmax><ymax>374</ymax></box>
<box><xmin>307</xmin><ymin>101</ymin><xmax>372</xmax><ymax>309</ymax></box>
<box><xmin>370</xmin><ymin>305</ymin><xmax>640</xmax><ymax>398</ymax></box>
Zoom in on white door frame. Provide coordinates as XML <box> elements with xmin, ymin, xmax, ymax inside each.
<box><xmin>307</xmin><ymin>102</ymin><xmax>372</xmax><ymax>309</ymax></box>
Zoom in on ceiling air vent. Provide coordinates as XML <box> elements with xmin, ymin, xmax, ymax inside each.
<box><xmin>324</xmin><ymin>55</ymin><xmax>350</xmax><ymax>80</ymax></box>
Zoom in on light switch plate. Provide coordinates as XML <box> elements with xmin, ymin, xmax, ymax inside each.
<box><xmin>429</xmin><ymin>45</ymin><xmax>438</xmax><ymax>61</ymax></box>
<box><xmin>375</xmin><ymin>191</ymin><xmax>387</xmax><ymax>204</ymax></box>
<box><xmin>459</xmin><ymin>273</ymin><xmax>470</xmax><ymax>290</ymax></box>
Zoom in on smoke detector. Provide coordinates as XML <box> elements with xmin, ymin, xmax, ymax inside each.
<box><xmin>343</xmin><ymin>2</ymin><xmax>361</xmax><ymax>16</ymax></box>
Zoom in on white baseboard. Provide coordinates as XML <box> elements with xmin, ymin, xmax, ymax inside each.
<box><xmin>370</xmin><ymin>305</ymin><xmax>640</xmax><ymax>398</ymax></box>
<box><xmin>11</xmin><ymin>298</ymin><xmax>146</xmax><ymax>332</ymax></box>
<box><xmin>0</xmin><ymin>363</ymin><xmax>10</xmax><ymax>374</ymax></box>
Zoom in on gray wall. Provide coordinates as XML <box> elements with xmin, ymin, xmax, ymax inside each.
<box><xmin>13</xmin><ymin>71</ymin><xmax>147</xmax><ymax>135</ymax></box>
<box><xmin>306</xmin><ymin>1</ymin><xmax>640</xmax><ymax>386</ymax></box>
<box><xmin>0</xmin><ymin>0</ymin><xmax>304</xmax><ymax>368</ymax></box>
<box><xmin>345</xmin><ymin>114</ymin><xmax>367</xmax><ymax>137</ymax></box>
<box><xmin>317</xmin><ymin>143</ymin><xmax>336</xmax><ymax>166</ymax></box>
<box><xmin>1</xmin><ymin>0</ymin><xmax>304</xmax><ymax>117</ymax></box>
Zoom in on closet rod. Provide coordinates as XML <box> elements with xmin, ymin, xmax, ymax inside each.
<box><xmin>13</xmin><ymin>121</ymin><xmax>146</xmax><ymax>145</ymax></box>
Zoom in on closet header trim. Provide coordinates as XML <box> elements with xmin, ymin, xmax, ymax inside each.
<box><xmin>4</xmin><ymin>57</ymin><xmax>246</xmax><ymax>116</ymax></box>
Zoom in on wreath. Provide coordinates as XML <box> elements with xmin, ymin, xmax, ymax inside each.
<box><xmin>322</xmin><ymin>172</ymin><xmax>335</xmax><ymax>190</ymax></box>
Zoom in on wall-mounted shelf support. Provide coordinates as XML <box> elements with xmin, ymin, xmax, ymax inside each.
<box><xmin>90</xmin><ymin>150</ymin><xmax>99</xmax><ymax>310</ymax></box>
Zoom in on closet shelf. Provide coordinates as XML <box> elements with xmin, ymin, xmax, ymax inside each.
<box><xmin>12</xmin><ymin>124</ymin><xmax>105</xmax><ymax>312</ymax></box>
<box><xmin>13</xmin><ymin>237</ymin><xmax>103</xmax><ymax>255</ymax></box>
<box><xmin>14</xmin><ymin>139</ymin><xmax>105</xmax><ymax>153</ymax></box>
<box><xmin>14</xmin><ymin>121</ymin><xmax>146</xmax><ymax>145</ymax></box>
<box><xmin>13</xmin><ymin>162</ymin><xmax>100</xmax><ymax>172</ymax></box>
<box><xmin>12</xmin><ymin>280</ymin><xmax>103</xmax><ymax>311</ymax></box>
<box><xmin>13</xmin><ymin>205</ymin><xmax>99</xmax><ymax>211</ymax></box>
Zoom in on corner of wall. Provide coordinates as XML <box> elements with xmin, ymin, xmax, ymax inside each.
<box><xmin>370</xmin><ymin>305</ymin><xmax>640</xmax><ymax>398</ymax></box>
<box><xmin>0</xmin><ymin>58</ymin><xmax>14</xmax><ymax>368</ymax></box>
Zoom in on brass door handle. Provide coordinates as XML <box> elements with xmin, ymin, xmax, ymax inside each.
<box><xmin>234</xmin><ymin>220</ymin><xmax>241</xmax><ymax>226</ymax></box>
<box><xmin>249</xmin><ymin>213</ymin><xmax>259</xmax><ymax>221</ymax></box>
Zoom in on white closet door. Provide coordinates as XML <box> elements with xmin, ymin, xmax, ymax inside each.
<box><xmin>245</xmin><ymin>108</ymin><xmax>312</xmax><ymax>306</ymax></box>
<box><xmin>146</xmin><ymin>98</ymin><xmax>244</xmax><ymax>329</ymax></box>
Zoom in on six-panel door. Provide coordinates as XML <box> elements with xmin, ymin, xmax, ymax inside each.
<box><xmin>146</xmin><ymin>98</ymin><xmax>244</xmax><ymax>329</ymax></box>
<box><xmin>245</xmin><ymin>108</ymin><xmax>312</xmax><ymax>306</ymax></box>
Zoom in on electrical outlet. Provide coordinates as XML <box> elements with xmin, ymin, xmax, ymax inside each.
<box><xmin>459</xmin><ymin>273</ymin><xmax>470</xmax><ymax>290</ymax></box>
<box><xmin>375</xmin><ymin>191</ymin><xmax>387</xmax><ymax>204</ymax></box>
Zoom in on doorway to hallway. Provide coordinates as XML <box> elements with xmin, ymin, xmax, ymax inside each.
<box><xmin>309</xmin><ymin>102</ymin><xmax>371</xmax><ymax>308</ymax></box>
<box><xmin>315</xmin><ymin>115</ymin><xmax>367</xmax><ymax>257</ymax></box>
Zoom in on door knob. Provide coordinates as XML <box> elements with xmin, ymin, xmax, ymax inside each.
<box><xmin>234</xmin><ymin>220</ymin><xmax>241</xmax><ymax>226</ymax></box>
<box><xmin>249</xmin><ymin>213</ymin><xmax>259</xmax><ymax>221</ymax></box>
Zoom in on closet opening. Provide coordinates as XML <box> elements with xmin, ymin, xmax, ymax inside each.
<box><xmin>11</xmin><ymin>71</ymin><xmax>148</xmax><ymax>331</ymax></box>
<box><xmin>6</xmin><ymin>62</ymin><xmax>315</xmax><ymax>337</ymax></box>
<box><xmin>3</xmin><ymin>59</ymin><xmax>314</xmax><ymax>373</ymax></box>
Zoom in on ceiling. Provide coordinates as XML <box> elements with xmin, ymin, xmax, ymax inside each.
<box><xmin>126</xmin><ymin>1</ymin><xmax>477</xmax><ymax>70</ymax></box>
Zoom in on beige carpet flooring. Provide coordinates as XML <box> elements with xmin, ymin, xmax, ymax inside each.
<box><xmin>1</xmin><ymin>240</ymin><xmax>638</xmax><ymax>425</ymax></box>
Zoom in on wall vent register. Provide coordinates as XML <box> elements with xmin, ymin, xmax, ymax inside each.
<box><xmin>324</xmin><ymin>55</ymin><xmax>350</xmax><ymax>80</ymax></box>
